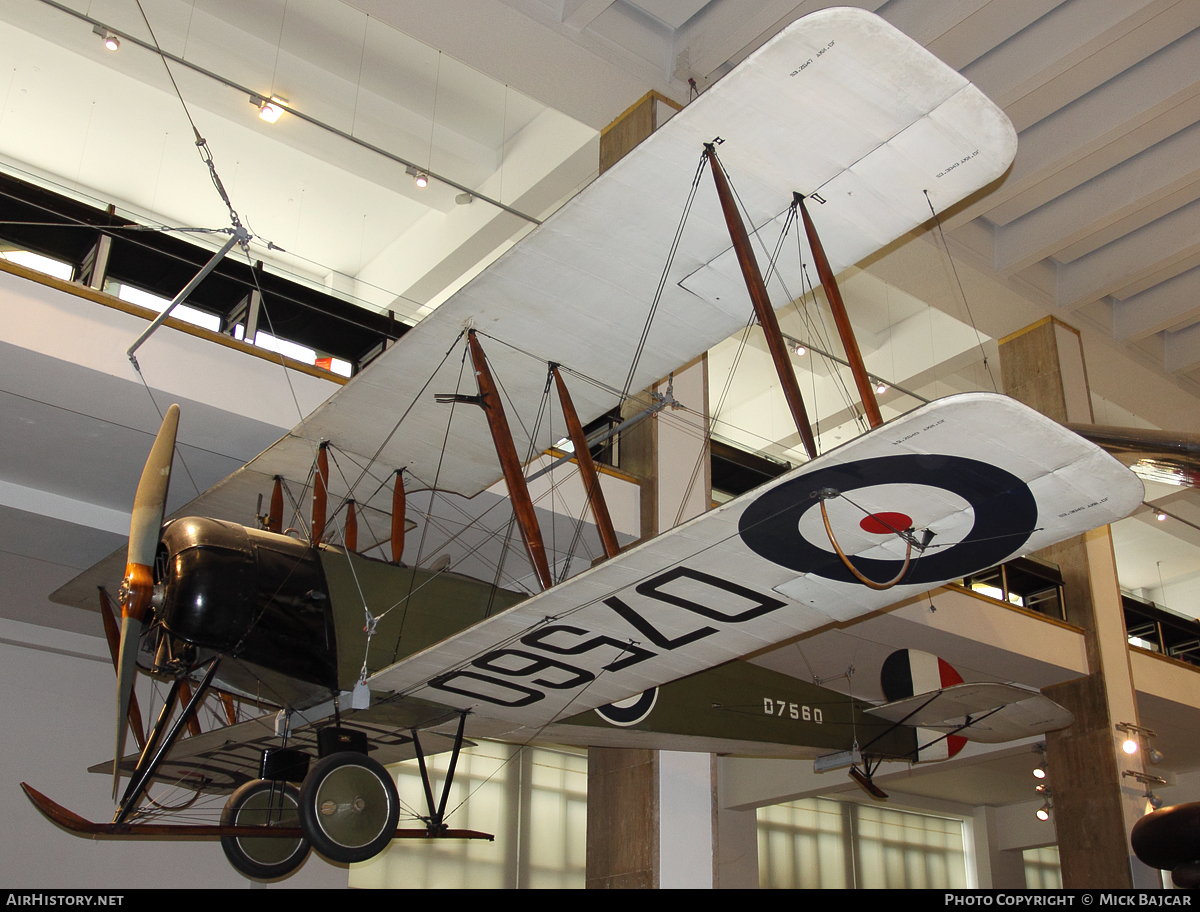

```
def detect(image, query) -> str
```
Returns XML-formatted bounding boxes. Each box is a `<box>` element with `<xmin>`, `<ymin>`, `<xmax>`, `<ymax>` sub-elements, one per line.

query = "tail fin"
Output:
<box><xmin>881</xmin><ymin>649</ymin><xmax>966</xmax><ymax>761</ymax></box>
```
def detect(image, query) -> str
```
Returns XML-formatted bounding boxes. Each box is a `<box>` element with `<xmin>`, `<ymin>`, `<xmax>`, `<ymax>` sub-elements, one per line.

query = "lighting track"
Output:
<box><xmin>34</xmin><ymin>0</ymin><xmax>541</xmax><ymax>227</ymax></box>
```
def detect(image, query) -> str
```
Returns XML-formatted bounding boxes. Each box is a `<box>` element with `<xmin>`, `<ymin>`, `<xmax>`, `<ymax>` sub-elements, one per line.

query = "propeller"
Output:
<box><xmin>113</xmin><ymin>404</ymin><xmax>179</xmax><ymax>799</ymax></box>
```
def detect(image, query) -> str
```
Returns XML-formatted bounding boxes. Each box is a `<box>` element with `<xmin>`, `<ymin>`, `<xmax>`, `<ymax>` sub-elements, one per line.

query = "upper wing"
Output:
<box><xmin>367</xmin><ymin>393</ymin><xmax>1140</xmax><ymax>732</ymax></box>
<box><xmin>52</xmin><ymin>7</ymin><xmax>1017</xmax><ymax>613</ymax></box>
<box><xmin>865</xmin><ymin>682</ymin><xmax>1076</xmax><ymax>743</ymax></box>
<box><xmin>140</xmin><ymin>9</ymin><xmax>1020</xmax><ymax>509</ymax></box>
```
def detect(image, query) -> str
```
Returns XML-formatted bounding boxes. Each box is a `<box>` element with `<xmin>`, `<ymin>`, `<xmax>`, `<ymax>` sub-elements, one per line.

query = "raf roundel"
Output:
<box><xmin>737</xmin><ymin>454</ymin><xmax>1039</xmax><ymax>586</ymax></box>
<box><xmin>595</xmin><ymin>688</ymin><xmax>659</xmax><ymax>727</ymax></box>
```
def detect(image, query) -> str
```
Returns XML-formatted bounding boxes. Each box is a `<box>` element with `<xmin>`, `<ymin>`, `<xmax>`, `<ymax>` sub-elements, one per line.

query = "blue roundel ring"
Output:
<box><xmin>737</xmin><ymin>453</ymin><xmax>1038</xmax><ymax>586</ymax></box>
<box><xmin>595</xmin><ymin>688</ymin><xmax>658</xmax><ymax>726</ymax></box>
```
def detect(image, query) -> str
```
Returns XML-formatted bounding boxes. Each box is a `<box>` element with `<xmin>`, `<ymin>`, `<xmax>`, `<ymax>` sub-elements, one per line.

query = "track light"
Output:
<box><xmin>794</xmin><ymin>342</ymin><xmax>807</xmax><ymax>356</ymax></box>
<box><xmin>1036</xmin><ymin>800</ymin><xmax>1052</xmax><ymax>821</ymax></box>
<box><xmin>1032</xmin><ymin>742</ymin><xmax>1047</xmax><ymax>780</ymax></box>
<box><xmin>251</xmin><ymin>95</ymin><xmax>286</xmax><ymax>124</ymax></box>
<box><xmin>1156</xmin><ymin>510</ymin><xmax>1168</xmax><ymax>522</ymax></box>
<box><xmin>92</xmin><ymin>25</ymin><xmax>120</xmax><ymax>51</ymax></box>
<box><xmin>876</xmin><ymin>382</ymin><xmax>888</xmax><ymax>394</ymax></box>
<box><xmin>405</xmin><ymin>165</ymin><xmax>430</xmax><ymax>188</ymax></box>
<box><xmin>1117</xmin><ymin>722</ymin><xmax>1159</xmax><ymax>758</ymax></box>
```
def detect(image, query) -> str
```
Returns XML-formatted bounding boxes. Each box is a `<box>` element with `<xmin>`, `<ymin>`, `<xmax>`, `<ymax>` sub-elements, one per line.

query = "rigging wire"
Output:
<box><xmin>923</xmin><ymin>189</ymin><xmax>998</xmax><ymax>393</ymax></box>
<box><xmin>621</xmin><ymin>151</ymin><xmax>709</xmax><ymax>401</ymax></box>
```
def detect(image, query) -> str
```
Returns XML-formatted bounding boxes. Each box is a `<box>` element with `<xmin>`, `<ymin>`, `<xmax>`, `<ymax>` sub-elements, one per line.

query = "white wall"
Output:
<box><xmin>0</xmin><ymin>620</ymin><xmax>347</xmax><ymax>889</ymax></box>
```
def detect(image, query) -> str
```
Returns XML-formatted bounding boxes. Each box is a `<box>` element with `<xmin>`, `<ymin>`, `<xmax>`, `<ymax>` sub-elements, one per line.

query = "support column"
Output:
<box><xmin>588</xmin><ymin>93</ymin><xmax>712</xmax><ymax>890</ymax></box>
<box><xmin>999</xmin><ymin>317</ymin><xmax>1157</xmax><ymax>888</ymax></box>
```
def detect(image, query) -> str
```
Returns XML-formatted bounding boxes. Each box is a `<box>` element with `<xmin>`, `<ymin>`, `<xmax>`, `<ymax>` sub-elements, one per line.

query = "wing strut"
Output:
<box><xmin>411</xmin><ymin>711</ymin><xmax>469</xmax><ymax>836</ymax></box>
<box><xmin>795</xmin><ymin>193</ymin><xmax>883</xmax><ymax>428</ymax></box>
<box><xmin>392</xmin><ymin>470</ymin><xmax>406</xmax><ymax>564</ymax></box>
<box><xmin>552</xmin><ymin>365</ymin><xmax>620</xmax><ymax>560</ymax></box>
<box><xmin>312</xmin><ymin>442</ymin><xmax>329</xmax><ymax>544</ymax></box>
<box><xmin>705</xmin><ymin>143</ymin><xmax>818</xmax><ymax>459</ymax></box>
<box><xmin>467</xmin><ymin>331</ymin><xmax>554</xmax><ymax>591</ymax></box>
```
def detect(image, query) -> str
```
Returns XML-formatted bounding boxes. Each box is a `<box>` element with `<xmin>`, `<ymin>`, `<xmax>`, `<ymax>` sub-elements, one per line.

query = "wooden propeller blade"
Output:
<box><xmin>97</xmin><ymin>588</ymin><xmax>145</xmax><ymax>751</ymax></box>
<box><xmin>116</xmin><ymin>404</ymin><xmax>179</xmax><ymax>799</ymax></box>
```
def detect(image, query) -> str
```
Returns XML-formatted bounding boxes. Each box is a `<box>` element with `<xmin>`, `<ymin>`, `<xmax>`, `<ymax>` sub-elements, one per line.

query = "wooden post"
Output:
<box><xmin>345</xmin><ymin>500</ymin><xmax>358</xmax><ymax>552</ymax></box>
<box><xmin>796</xmin><ymin>193</ymin><xmax>882</xmax><ymax>428</ymax></box>
<box><xmin>392</xmin><ymin>470</ymin><xmax>406</xmax><ymax>565</ymax></box>
<box><xmin>552</xmin><ymin>365</ymin><xmax>620</xmax><ymax>559</ymax></box>
<box><xmin>705</xmin><ymin>146</ymin><xmax>818</xmax><ymax>458</ymax></box>
<box><xmin>312</xmin><ymin>443</ymin><xmax>329</xmax><ymax>544</ymax></box>
<box><xmin>467</xmin><ymin>331</ymin><xmax>554</xmax><ymax>591</ymax></box>
<box><xmin>267</xmin><ymin>476</ymin><xmax>283</xmax><ymax>533</ymax></box>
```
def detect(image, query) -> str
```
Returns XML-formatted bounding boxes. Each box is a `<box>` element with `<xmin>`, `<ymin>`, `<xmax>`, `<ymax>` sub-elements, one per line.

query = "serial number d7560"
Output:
<box><xmin>763</xmin><ymin>697</ymin><xmax>823</xmax><ymax>723</ymax></box>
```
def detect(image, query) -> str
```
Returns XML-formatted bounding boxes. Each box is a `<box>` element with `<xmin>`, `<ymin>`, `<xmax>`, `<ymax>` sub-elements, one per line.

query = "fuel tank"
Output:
<box><xmin>156</xmin><ymin>518</ymin><xmax>338</xmax><ymax>692</ymax></box>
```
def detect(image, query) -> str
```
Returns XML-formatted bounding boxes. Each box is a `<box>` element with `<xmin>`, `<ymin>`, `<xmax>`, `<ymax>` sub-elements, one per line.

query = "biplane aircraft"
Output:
<box><xmin>24</xmin><ymin>7</ymin><xmax>1143</xmax><ymax>881</ymax></box>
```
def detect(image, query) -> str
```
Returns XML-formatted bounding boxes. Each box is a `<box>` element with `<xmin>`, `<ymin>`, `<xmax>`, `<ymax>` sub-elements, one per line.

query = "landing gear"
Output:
<box><xmin>220</xmin><ymin>780</ymin><xmax>310</xmax><ymax>880</ymax></box>
<box><xmin>298</xmin><ymin>751</ymin><xmax>400</xmax><ymax>864</ymax></box>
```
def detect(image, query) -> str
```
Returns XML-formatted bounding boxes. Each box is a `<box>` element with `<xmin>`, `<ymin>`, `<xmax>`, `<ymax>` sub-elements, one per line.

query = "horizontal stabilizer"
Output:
<box><xmin>865</xmin><ymin>682</ymin><xmax>1074</xmax><ymax>743</ymax></box>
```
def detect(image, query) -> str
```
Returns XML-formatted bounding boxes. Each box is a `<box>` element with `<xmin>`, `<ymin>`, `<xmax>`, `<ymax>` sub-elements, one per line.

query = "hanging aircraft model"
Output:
<box><xmin>24</xmin><ymin>7</ymin><xmax>1143</xmax><ymax>881</ymax></box>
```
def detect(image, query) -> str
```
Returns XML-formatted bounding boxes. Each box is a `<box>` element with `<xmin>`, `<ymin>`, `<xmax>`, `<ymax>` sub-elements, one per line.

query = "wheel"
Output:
<box><xmin>298</xmin><ymin>751</ymin><xmax>400</xmax><ymax>864</ymax></box>
<box><xmin>220</xmin><ymin>780</ymin><xmax>310</xmax><ymax>880</ymax></box>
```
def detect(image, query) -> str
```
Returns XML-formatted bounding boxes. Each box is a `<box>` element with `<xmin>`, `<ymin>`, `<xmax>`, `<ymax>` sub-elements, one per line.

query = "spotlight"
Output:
<box><xmin>455</xmin><ymin>192</ymin><xmax>474</xmax><ymax>205</ymax></box>
<box><xmin>876</xmin><ymin>382</ymin><xmax>888</xmax><ymax>394</ymax></box>
<box><xmin>1117</xmin><ymin>722</ymin><xmax>1159</xmax><ymax>757</ymax></box>
<box><xmin>1036</xmin><ymin>801</ymin><xmax>1052</xmax><ymax>821</ymax></box>
<box><xmin>1145</xmin><ymin>789</ymin><xmax>1164</xmax><ymax>810</ymax></box>
<box><xmin>1149</xmin><ymin>747</ymin><xmax>1164</xmax><ymax>765</ymax></box>
<box><xmin>794</xmin><ymin>342</ymin><xmax>807</xmax><ymax>356</ymax></box>
<box><xmin>1156</xmin><ymin>511</ymin><xmax>1168</xmax><ymax>522</ymax></box>
<box><xmin>405</xmin><ymin>165</ymin><xmax>430</xmax><ymax>188</ymax></box>
<box><xmin>92</xmin><ymin>25</ymin><xmax>120</xmax><ymax>51</ymax></box>
<box><xmin>251</xmin><ymin>95</ymin><xmax>286</xmax><ymax>124</ymax></box>
<box><xmin>1033</xmin><ymin>742</ymin><xmax>1048</xmax><ymax>780</ymax></box>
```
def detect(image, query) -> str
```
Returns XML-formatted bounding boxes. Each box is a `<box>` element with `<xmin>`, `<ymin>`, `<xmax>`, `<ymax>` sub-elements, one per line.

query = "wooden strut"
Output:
<box><xmin>392</xmin><ymin>469</ymin><xmax>406</xmax><ymax>564</ymax></box>
<box><xmin>345</xmin><ymin>499</ymin><xmax>358</xmax><ymax>552</ymax></box>
<box><xmin>705</xmin><ymin>144</ymin><xmax>818</xmax><ymax>459</ymax></box>
<box><xmin>551</xmin><ymin>365</ymin><xmax>620</xmax><ymax>560</ymax></box>
<box><xmin>267</xmin><ymin>476</ymin><xmax>283</xmax><ymax>533</ymax></box>
<box><xmin>796</xmin><ymin>193</ymin><xmax>883</xmax><ymax>429</ymax></box>
<box><xmin>312</xmin><ymin>443</ymin><xmax>329</xmax><ymax>544</ymax></box>
<box><xmin>467</xmin><ymin>331</ymin><xmax>554</xmax><ymax>591</ymax></box>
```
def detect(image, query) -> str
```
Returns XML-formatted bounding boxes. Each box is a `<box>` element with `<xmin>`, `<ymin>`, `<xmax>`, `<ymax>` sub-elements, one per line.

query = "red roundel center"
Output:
<box><xmin>859</xmin><ymin>512</ymin><xmax>912</xmax><ymax>535</ymax></box>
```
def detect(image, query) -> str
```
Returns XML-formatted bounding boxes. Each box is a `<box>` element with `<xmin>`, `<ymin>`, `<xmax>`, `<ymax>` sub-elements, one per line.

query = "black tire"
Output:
<box><xmin>220</xmin><ymin>780</ymin><xmax>310</xmax><ymax>880</ymax></box>
<box><xmin>298</xmin><ymin>751</ymin><xmax>400</xmax><ymax>864</ymax></box>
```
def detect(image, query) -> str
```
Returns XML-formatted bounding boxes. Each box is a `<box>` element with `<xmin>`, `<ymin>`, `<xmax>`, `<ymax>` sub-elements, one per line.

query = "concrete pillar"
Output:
<box><xmin>587</xmin><ymin>88</ymin><xmax>713</xmax><ymax>891</ymax></box>
<box><xmin>999</xmin><ymin>317</ymin><xmax>1158</xmax><ymax>888</ymax></box>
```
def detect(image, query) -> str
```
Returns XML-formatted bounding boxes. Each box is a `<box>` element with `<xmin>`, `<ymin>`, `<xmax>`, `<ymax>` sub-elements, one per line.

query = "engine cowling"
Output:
<box><xmin>156</xmin><ymin>517</ymin><xmax>338</xmax><ymax>691</ymax></box>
